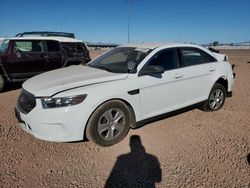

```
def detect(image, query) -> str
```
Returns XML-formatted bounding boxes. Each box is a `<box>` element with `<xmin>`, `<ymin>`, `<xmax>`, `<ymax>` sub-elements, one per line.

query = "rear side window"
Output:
<box><xmin>148</xmin><ymin>48</ymin><xmax>179</xmax><ymax>71</ymax></box>
<box><xmin>47</xmin><ymin>40</ymin><xmax>60</xmax><ymax>52</ymax></box>
<box><xmin>180</xmin><ymin>48</ymin><xmax>217</xmax><ymax>67</ymax></box>
<box><xmin>61</xmin><ymin>42</ymin><xmax>87</xmax><ymax>53</ymax></box>
<box><xmin>14</xmin><ymin>40</ymin><xmax>42</xmax><ymax>53</ymax></box>
<box><xmin>75</xmin><ymin>43</ymin><xmax>87</xmax><ymax>53</ymax></box>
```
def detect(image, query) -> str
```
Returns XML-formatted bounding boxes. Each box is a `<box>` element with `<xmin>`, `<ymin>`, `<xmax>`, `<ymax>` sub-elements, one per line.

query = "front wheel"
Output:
<box><xmin>200</xmin><ymin>83</ymin><xmax>226</xmax><ymax>111</ymax></box>
<box><xmin>86</xmin><ymin>100</ymin><xmax>131</xmax><ymax>147</ymax></box>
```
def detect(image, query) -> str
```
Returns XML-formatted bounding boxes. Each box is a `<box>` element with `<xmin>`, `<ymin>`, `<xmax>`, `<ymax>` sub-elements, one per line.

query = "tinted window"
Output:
<box><xmin>181</xmin><ymin>48</ymin><xmax>216</xmax><ymax>67</ymax></box>
<box><xmin>14</xmin><ymin>40</ymin><xmax>42</xmax><ymax>53</ymax></box>
<box><xmin>61</xmin><ymin>43</ymin><xmax>86</xmax><ymax>54</ymax></box>
<box><xmin>47</xmin><ymin>41</ymin><xmax>60</xmax><ymax>52</ymax></box>
<box><xmin>148</xmin><ymin>48</ymin><xmax>178</xmax><ymax>71</ymax></box>
<box><xmin>75</xmin><ymin>43</ymin><xmax>87</xmax><ymax>53</ymax></box>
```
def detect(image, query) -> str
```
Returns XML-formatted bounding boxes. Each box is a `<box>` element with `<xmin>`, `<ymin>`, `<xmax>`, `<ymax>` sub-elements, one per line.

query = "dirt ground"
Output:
<box><xmin>0</xmin><ymin>49</ymin><xmax>250</xmax><ymax>188</ymax></box>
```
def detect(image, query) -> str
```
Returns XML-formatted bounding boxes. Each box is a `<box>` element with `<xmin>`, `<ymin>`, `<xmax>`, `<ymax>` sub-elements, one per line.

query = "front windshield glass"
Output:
<box><xmin>0</xmin><ymin>39</ymin><xmax>9</xmax><ymax>54</ymax></box>
<box><xmin>88</xmin><ymin>47</ymin><xmax>152</xmax><ymax>73</ymax></box>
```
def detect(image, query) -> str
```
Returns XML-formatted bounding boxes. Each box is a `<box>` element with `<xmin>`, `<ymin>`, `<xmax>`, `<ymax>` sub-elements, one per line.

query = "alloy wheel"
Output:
<box><xmin>97</xmin><ymin>108</ymin><xmax>125</xmax><ymax>141</ymax></box>
<box><xmin>209</xmin><ymin>89</ymin><xmax>224</xmax><ymax>110</ymax></box>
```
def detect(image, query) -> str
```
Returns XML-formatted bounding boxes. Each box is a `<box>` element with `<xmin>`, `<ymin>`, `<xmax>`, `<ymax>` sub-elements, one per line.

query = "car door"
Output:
<box><xmin>177</xmin><ymin>47</ymin><xmax>218</xmax><ymax>104</ymax></box>
<box><xmin>43</xmin><ymin>40</ymin><xmax>63</xmax><ymax>71</ymax></box>
<box><xmin>7</xmin><ymin>40</ymin><xmax>45</xmax><ymax>79</ymax></box>
<box><xmin>138</xmin><ymin>48</ymin><xmax>188</xmax><ymax>119</ymax></box>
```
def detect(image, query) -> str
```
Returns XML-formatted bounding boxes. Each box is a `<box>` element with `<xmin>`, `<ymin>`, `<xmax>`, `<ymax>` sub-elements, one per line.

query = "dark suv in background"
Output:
<box><xmin>0</xmin><ymin>31</ymin><xmax>91</xmax><ymax>91</ymax></box>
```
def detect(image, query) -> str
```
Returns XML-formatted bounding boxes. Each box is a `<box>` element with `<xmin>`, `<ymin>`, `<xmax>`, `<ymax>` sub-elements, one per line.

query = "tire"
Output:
<box><xmin>0</xmin><ymin>74</ymin><xmax>5</xmax><ymax>92</ymax></box>
<box><xmin>86</xmin><ymin>100</ymin><xmax>131</xmax><ymax>147</ymax></box>
<box><xmin>200</xmin><ymin>83</ymin><xmax>226</xmax><ymax>112</ymax></box>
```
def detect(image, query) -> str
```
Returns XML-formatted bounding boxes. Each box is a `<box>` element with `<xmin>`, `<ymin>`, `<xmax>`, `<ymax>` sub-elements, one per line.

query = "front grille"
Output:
<box><xmin>17</xmin><ymin>89</ymin><xmax>36</xmax><ymax>114</ymax></box>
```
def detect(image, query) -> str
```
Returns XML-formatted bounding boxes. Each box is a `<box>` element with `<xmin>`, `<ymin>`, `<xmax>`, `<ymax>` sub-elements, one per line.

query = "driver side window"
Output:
<box><xmin>148</xmin><ymin>48</ymin><xmax>179</xmax><ymax>71</ymax></box>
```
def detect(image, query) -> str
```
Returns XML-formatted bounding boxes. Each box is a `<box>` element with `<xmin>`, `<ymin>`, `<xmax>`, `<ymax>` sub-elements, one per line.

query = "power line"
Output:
<box><xmin>83</xmin><ymin>2</ymin><xmax>126</xmax><ymax>31</ymax></box>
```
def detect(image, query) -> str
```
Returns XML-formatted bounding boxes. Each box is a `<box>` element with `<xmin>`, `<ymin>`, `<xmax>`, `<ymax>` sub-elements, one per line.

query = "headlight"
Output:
<box><xmin>41</xmin><ymin>94</ymin><xmax>87</xmax><ymax>109</ymax></box>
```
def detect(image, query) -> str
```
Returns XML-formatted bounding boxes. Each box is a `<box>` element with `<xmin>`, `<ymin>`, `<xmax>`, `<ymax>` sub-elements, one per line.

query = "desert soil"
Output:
<box><xmin>0</xmin><ymin>49</ymin><xmax>250</xmax><ymax>188</ymax></box>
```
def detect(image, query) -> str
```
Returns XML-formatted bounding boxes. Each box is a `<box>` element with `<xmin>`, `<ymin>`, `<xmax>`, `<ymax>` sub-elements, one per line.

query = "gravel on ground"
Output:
<box><xmin>0</xmin><ymin>49</ymin><xmax>249</xmax><ymax>188</ymax></box>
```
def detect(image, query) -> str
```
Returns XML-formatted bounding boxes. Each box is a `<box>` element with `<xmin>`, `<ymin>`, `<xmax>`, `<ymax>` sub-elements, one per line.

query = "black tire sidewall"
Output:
<box><xmin>0</xmin><ymin>75</ymin><xmax>4</xmax><ymax>92</ymax></box>
<box><xmin>86</xmin><ymin>100</ymin><xmax>131</xmax><ymax>147</ymax></box>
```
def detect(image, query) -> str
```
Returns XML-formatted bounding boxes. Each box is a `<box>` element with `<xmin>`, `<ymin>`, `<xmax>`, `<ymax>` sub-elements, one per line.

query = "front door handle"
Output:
<box><xmin>175</xmin><ymin>73</ymin><xmax>183</xmax><ymax>79</ymax></box>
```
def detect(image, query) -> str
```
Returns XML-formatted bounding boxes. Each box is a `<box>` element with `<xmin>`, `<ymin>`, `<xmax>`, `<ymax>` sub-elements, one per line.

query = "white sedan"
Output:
<box><xmin>15</xmin><ymin>43</ymin><xmax>235</xmax><ymax>146</ymax></box>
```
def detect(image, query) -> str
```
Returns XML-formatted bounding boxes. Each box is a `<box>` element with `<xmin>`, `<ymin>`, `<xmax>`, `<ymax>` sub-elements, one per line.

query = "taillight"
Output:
<box><xmin>223</xmin><ymin>55</ymin><xmax>228</xmax><ymax>61</ymax></box>
<box><xmin>232</xmin><ymin>64</ymin><xmax>235</xmax><ymax>70</ymax></box>
<box><xmin>231</xmin><ymin>64</ymin><xmax>236</xmax><ymax>78</ymax></box>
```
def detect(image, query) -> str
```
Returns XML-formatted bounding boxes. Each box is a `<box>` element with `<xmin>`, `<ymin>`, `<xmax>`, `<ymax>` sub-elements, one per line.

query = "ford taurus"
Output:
<box><xmin>15</xmin><ymin>43</ymin><xmax>235</xmax><ymax>146</ymax></box>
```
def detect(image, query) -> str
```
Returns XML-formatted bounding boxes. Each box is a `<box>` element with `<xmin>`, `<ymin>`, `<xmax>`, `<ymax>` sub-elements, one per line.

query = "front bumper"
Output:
<box><xmin>15</xmin><ymin>99</ymin><xmax>92</xmax><ymax>142</ymax></box>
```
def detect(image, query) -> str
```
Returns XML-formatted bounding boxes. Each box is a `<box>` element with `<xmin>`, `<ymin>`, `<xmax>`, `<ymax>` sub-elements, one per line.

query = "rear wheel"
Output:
<box><xmin>86</xmin><ymin>100</ymin><xmax>131</xmax><ymax>147</ymax></box>
<box><xmin>200</xmin><ymin>83</ymin><xmax>226</xmax><ymax>111</ymax></box>
<box><xmin>0</xmin><ymin>75</ymin><xmax>5</xmax><ymax>92</ymax></box>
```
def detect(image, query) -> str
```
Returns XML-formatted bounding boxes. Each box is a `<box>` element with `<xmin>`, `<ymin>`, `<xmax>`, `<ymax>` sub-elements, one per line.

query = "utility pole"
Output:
<box><xmin>56</xmin><ymin>21</ymin><xmax>67</xmax><ymax>31</ymax></box>
<box><xmin>127</xmin><ymin>0</ymin><xmax>131</xmax><ymax>44</ymax></box>
<box><xmin>127</xmin><ymin>0</ymin><xmax>142</xmax><ymax>43</ymax></box>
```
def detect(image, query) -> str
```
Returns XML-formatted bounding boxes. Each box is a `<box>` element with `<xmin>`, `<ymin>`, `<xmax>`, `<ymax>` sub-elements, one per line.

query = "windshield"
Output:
<box><xmin>88</xmin><ymin>47</ymin><xmax>152</xmax><ymax>73</ymax></box>
<box><xmin>0</xmin><ymin>39</ymin><xmax>9</xmax><ymax>54</ymax></box>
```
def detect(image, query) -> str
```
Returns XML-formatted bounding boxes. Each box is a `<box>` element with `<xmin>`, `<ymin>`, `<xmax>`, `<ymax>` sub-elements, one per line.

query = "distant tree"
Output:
<box><xmin>213</xmin><ymin>41</ymin><xmax>220</xmax><ymax>46</ymax></box>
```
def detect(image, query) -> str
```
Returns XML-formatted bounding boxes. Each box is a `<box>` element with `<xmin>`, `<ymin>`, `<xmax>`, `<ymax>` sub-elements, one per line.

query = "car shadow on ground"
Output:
<box><xmin>104</xmin><ymin>135</ymin><xmax>162</xmax><ymax>188</ymax></box>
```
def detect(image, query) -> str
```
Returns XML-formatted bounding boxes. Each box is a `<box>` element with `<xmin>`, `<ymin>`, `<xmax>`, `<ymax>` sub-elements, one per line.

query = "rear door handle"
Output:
<box><xmin>175</xmin><ymin>73</ymin><xmax>183</xmax><ymax>79</ymax></box>
<box><xmin>209</xmin><ymin>67</ymin><xmax>215</xmax><ymax>72</ymax></box>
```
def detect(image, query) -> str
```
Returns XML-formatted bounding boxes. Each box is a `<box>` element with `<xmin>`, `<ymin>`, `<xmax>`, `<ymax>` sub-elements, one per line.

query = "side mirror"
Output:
<box><xmin>139</xmin><ymin>65</ymin><xmax>165</xmax><ymax>76</ymax></box>
<box><xmin>127</xmin><ymin>61</ymin><xmax>137</xmax><ymax>73</ymax></box>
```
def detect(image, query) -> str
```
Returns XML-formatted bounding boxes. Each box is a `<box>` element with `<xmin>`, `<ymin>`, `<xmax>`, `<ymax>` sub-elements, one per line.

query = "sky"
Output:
<box><xmin>0</xmin><ymin>0</ymin><xmax>250</xmax><ymax>44</ymax></box>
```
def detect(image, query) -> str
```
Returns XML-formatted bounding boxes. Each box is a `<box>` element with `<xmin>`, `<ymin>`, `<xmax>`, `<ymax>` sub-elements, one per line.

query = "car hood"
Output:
<box><xmin>23</xmin><ymin>65</ymin><xmax>128</xmax><ymax>97</ymax></box>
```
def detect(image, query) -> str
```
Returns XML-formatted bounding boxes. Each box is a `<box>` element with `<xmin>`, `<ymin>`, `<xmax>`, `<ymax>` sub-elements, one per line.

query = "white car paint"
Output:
<box><xmin>15</xmin><ymin>43</ymin><xmax>235</xmax><ymax>142</ymax></box>
<box><xmin>23</xmin><ymin>65</ymin><xmax>128</xmax><ymax>97</ymax></box>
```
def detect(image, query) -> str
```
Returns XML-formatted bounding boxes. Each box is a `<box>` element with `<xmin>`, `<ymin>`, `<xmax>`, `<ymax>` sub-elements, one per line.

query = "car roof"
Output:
<box><xmin>7</xmin><ymin>36</ymin><xmax>83</xmax><ymax>43</ymax></box>
<box><xmin>120</xmin><ymin>42</ymin><xmax>204</xmax><ymax>50</ymax></box>
<box><xmin>120</xmin><ymin>42</ymin><xmax>219</xmax><ymax>60</ymax></box>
